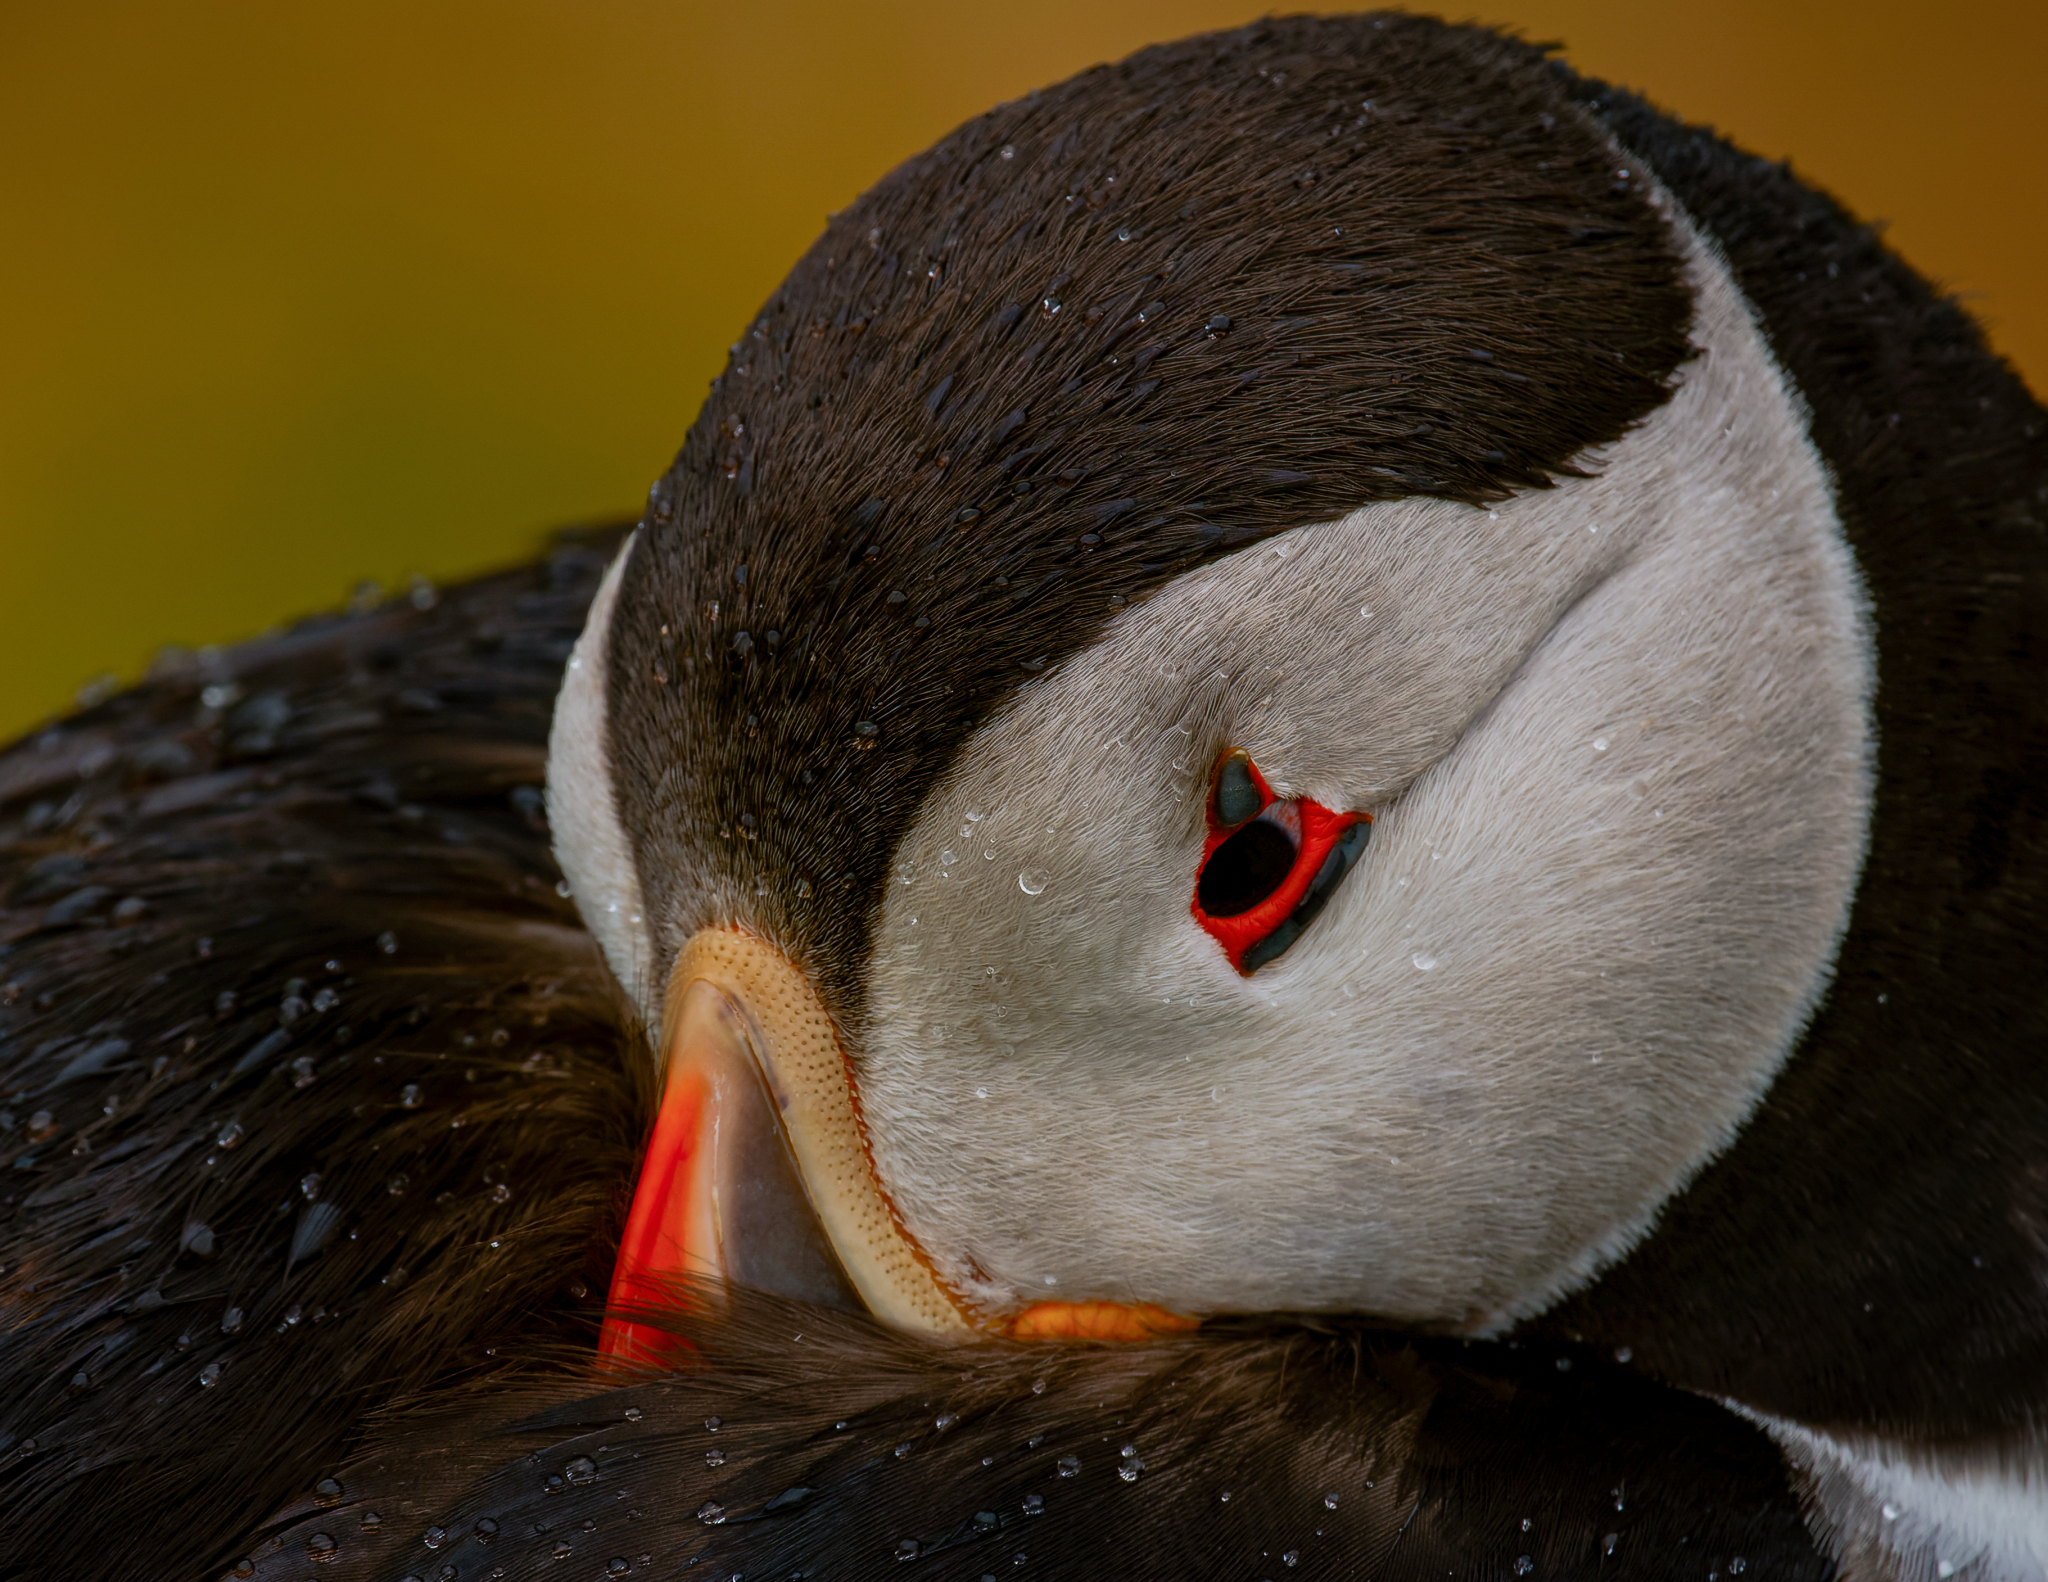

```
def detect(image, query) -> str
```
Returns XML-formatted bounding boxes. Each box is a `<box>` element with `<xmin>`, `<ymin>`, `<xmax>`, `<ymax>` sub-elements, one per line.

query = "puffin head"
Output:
<box><xmin>545</xmin><ymin>17</ymin><xmax>1873</xmax><ymax>1356</ymax></box>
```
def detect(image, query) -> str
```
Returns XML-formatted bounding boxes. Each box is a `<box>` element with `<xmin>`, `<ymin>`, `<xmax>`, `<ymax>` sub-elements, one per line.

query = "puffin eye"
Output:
<box><xmin>1192</xmin><ymin>750</ymin><xmax>1370</xmax><ymax>974</ymax></box>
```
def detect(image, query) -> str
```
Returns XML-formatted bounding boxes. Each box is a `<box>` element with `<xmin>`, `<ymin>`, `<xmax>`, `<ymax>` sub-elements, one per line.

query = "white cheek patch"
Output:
<box><xmin>546</xmin><ymin>530</ymin><xmax>658</xmax><ymax>1027</ymax></box>
<box><xmin>853</xmin><ymin>199</ymin><xmax>1876</xmax><ymax>1327</ymax></box>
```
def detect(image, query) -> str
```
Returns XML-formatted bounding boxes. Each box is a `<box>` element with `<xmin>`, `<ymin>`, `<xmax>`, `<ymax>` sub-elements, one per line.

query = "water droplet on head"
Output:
<box><xmin>1018</xmin><ymin>868</ymin><xmax>1048</xmax><ymax>895</ymax></box>
<box><xmin>1881</xmin><ymin>1502</ymin><xmax>1902</xmax><ymax>1521</ymax></box>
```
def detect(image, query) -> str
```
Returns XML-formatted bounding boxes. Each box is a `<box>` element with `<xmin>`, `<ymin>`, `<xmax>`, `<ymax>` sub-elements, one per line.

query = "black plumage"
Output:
<box><xmin>0</xmin><ymin>533</ymin><xmax>645</xmax><ymax>1578</ymax></box>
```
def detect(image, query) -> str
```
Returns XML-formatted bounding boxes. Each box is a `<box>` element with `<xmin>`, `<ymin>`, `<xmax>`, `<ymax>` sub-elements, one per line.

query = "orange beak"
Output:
<box><xmin>600</xmin><ymin>929</ymin><xmax>968</xmax><ymax>1364</ymax></box>
<box><xmin>599</xmin><ymin>928</ymin><xmax>1195</xmax><ymax>1361</ymax></box>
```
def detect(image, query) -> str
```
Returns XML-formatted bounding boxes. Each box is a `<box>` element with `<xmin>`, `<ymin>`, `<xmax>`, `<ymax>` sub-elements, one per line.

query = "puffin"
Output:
<box><xmin>2</xmin><ymin>14</ymin><xmax>2043</xmax><ymax>1582</ymax></box>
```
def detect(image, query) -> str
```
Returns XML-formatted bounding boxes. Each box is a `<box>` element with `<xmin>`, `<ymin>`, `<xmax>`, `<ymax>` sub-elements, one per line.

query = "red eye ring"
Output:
<box><xmin>1192</xmin><ymin>750</ymin><xmax>1369</xmax><ymax>974</ymax></box>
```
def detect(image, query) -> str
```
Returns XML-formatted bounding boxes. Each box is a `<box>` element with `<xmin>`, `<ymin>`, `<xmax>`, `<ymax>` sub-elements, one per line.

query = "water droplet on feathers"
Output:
<box><xmin>199</xmin><ymin>1361</ymin><xmax>222</xmax><ymax>1387</ymax></box>
<box><xmin>216</xmin><ymin>1120</ymin><xmax>245</xmax><ymax>1148</ymax></box>
<box><xmin>696</xmin><ymin>1502</ymin><xmax>726</xmax><ymax>1525</ymax></box>
<box><xmin>566</xmin><ymin>1456</ymin><xmax>598</xmax><ymax>1485</ymax></box>
<box><xmin>1018</xmin><ymin>868</ymin><xmax>1048</xmax><ymax>895</ymax></box>
<box><xmin>1021</xmin><ymin>1494</ymin><xmax>1044</xmax><ymax>1515</ymax></box>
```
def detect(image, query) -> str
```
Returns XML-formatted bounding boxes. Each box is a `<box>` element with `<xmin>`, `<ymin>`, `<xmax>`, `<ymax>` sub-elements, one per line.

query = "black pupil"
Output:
<box><xmin>1197</xmin><ymin>818</ymin><xmax>1297</xmax><ymax>917</ymax></box>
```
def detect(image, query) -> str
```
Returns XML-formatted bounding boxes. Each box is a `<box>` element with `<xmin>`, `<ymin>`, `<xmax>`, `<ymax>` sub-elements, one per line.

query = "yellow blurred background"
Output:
<box><xmin>3</xmin><ymin>1</ymin><xmax>2042</xmax><ymax>743</ymax></box>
